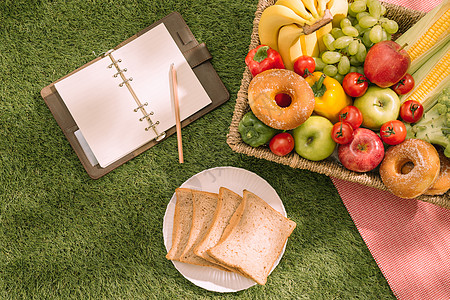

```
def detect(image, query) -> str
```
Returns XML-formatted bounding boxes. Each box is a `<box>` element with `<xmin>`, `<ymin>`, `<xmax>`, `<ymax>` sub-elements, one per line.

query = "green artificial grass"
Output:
<box><xmin>0</xmin><ymin>0</ymin><xmax>395</xmax><ymax>298</ymax></box>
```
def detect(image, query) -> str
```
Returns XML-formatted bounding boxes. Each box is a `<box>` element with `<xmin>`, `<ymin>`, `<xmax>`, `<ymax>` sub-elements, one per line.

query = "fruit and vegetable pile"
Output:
<box><xmin>238</xmin><ymin>0</ymin><xmax>450</xmax><ymax>199</ymax></box>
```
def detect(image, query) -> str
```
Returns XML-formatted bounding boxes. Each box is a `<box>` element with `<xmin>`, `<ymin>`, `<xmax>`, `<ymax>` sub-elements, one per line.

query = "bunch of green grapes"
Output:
<box><xmin>314</xmin><ymin>0</ymin><xmax>399</xmax><ymax>83</ymax></box>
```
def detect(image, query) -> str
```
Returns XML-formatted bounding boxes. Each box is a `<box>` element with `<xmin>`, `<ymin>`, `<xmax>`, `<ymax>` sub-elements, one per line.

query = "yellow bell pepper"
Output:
<box><xmin>305</xmin><ymin>72</ymin><xmax>352</xmax><ymax>123</ymax></box>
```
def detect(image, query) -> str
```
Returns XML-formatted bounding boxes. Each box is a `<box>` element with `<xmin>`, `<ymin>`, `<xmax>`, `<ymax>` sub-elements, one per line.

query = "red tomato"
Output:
<box><xmin>331</xmin><ymin>122</ymin><xmax>354</xmax><ymax>144</ymax></box>
<box><xmin>380</xmin><ymin>120</ymin><xmax>407</xmax><ymax>145</ymax></box>
<box><xmin>293</xmin><ymin>55</ymin><xmax>315</xmax><ymax>77</ymax></box>
<box><xmin>342</xmin><ymin>72</ymin><xmax>369</xmax><ymax>97</ymax></box>
<box><xmin>400</xmin><ymin>100</ymin><xmax>424</xmax><ymax>123</ymax></box>
<box><xmin>392</xmin><ymin>73</ymin><xmax>415</xmax><ymax>95</ymax></box>
<box><xmin>269</xmin><ymin>132</ymin><xmax>294</xmax><ymax>156</ymax></box>
<box><xmin>338</xmin><ymin>106</ymin><xmax>363</xmax><ymax>130</ymax></box>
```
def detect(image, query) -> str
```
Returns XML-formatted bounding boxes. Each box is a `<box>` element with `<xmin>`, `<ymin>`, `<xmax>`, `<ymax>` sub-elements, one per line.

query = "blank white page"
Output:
<box><xmin>55</xmin><ymin>23</ymin><xmax>212</xmax><ymax>168</ymax></box>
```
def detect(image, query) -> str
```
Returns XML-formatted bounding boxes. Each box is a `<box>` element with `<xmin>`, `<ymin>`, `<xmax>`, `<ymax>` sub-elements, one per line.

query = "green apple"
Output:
<box><xmin>353</xmin><ymin>86</ymin><xmax>400</xmax><ymax>130</ymax></box>
<box><xmin>293</xmin><ymin>116</ymin><xmax>336</xmax><ymax>161</ymax></box>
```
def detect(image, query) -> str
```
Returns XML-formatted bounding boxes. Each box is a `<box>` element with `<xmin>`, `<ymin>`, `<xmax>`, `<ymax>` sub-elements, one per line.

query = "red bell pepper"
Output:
<box><xmin>245</xmin><ymin>45</ymin><xmax>285</xmax><ymax>77</ymax></box>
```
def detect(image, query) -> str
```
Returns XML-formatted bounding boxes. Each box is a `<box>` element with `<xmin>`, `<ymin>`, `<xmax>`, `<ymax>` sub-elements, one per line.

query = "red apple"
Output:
<box><xmin>364</xmin><ymin>41</ymin><xmax>411</xmax><ymax>88</ymax></box>
<box><xmin>338</xmin><ymin>128</ymin><xmax>384</xmax><ymax>172</ymax></box>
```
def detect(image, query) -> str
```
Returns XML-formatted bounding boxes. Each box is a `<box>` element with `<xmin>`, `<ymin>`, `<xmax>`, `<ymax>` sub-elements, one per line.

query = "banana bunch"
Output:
<box><xmin>259</xmin><ymin>0</ymin><xmax>348</xmax><ymax>70</ymax></box>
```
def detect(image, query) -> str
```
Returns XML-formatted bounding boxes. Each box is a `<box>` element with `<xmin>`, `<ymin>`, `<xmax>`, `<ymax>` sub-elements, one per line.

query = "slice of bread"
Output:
<box><xmin>194</xmin><ymin>187</ymin><xmax>243</xmax><ymax>267</ymax></box>
<box><xmin>207</xmin><ymin>189</ymin><xmax>296</xmax><ymax>285</ymax></box>
<box><xmin>166</xmin><ymin>188</ymin><xmax>194</xmax><ymax>261</ymax></box>
<box><xmin>179</xmin><ymin>190</ymin><xmax>229</xmax><ymax>271</ymax></box>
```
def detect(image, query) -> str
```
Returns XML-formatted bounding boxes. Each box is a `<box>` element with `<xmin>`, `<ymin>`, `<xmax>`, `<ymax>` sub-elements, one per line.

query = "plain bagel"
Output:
<box><xmin>247</xmin><ymin>69</ymin><xmax>315</xmax><ymax>130</ymax></box>
<box><xmin>424</xmin><ymin>148</ymin><xmax>450</xmax><ymax>195</ymax></box>
<box><xmin>380</xmin><ymin>139</ymin><xmax>440</xmax><ymax>199</ymax></box>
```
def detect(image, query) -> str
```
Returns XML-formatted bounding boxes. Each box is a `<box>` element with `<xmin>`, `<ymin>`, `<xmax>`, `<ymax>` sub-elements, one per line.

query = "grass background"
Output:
<box><xmin>0</xmin><ymin>0</ymin><xmax>395</xmax><ymax>298</ymax></box>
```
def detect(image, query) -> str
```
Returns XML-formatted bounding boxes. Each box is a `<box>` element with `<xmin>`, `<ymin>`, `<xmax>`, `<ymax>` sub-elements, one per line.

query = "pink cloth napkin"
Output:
<box><xmin>382</xmin><ymin>0</ymin><xmax>442</xmax><ymax>12</ymax></box>
<box><xmin>333</xmin><ymin>178</ymin><xmax>450</xmax><ymax>299</ymax></box>
<box><xmin>332</xmin><ymin>1</ymin><xmax>450</xmax><ymax>299</ymax></box>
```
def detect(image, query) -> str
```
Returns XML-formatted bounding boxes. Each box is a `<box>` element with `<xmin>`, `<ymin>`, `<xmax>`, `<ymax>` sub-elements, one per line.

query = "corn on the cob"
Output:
<box><xmin>395</xmin><ymin>0</ymin><xmax>450</xmax><ymax>74</ymax></box>
<box><xmin>400</xmin><ymin>40</ymin><xmax>450</xmax><ymax>112</ymax></box>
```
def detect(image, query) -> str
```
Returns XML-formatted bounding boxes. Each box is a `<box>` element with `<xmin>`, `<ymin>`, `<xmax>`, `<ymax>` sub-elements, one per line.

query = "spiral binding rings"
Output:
<box><xmin>145</xmin><ymin>121</ymin><xmax>166</xmax><ymax>141</ymax></box>
<box><xmin>139</xmin><ymin>111</ymin><xmax>154</xmax><ymax>121</ymax></box>
<box><xmin>133</xmin><ymin>102</ymin><xmax>148</xmax><ymax>112</ymax></box>
<box><xmin>107</xmin><ymin>59</ymin><xmax>122</xmax><ymax>69</ymax></box>
<box><xmin>155</xmin><ymin>132</ymin><xmax>166</xmax><ymax>141</ymax></box>
<box><xmin>145</xmin><ymin>121</ymin><xmax>160</xmax><ymax>131</ymax></box>
<box><xmin>113</xmin><ymin>68</ymin><xmax>127</xmax><ymax>78</ymax></box>
<box><xmin>104</xmin><ymin>49</ymin><xmax>165</xmax><ymax>140</ymax></box>
<box><xmin>119</xmin><ymin>77</ymin><xmax>133</xmax><ymax>87</ymax></box>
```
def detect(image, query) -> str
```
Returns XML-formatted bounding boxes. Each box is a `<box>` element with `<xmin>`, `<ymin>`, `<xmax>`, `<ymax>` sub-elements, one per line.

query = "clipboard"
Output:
<box><xmin>41</xmin><ymin>12</ymin><xmax>230</xmax><ymax>179</ymax></box>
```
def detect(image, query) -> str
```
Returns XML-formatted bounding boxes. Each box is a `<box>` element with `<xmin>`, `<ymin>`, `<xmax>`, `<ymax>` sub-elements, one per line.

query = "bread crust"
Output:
<box><xmin>166</xmin><ymin>188</ymin><xmax>194</xmax><ymax>261</ymax></box>
<box><xmin>167</xmin><ymin>187</ymin><xmax>297</xmax><ymax>283</ymax></box>
<box><xmin>207</xmin><ymin>190</ymin><xmax>296</xmax><ymax>285</ymax></box>
<box><xmin>194</xmin><ymin>187</ymin><xmax>243</xmax><ymax>271</ymax></box>
<box><xmin>424</xmin><ymin>148</ymin><xmax>450</xmax><ymax>195</ymax></box>
<box><xmin>178</xmin><ymin>190</ymin><xmax>229</xmax><ymax>271</ymax></box>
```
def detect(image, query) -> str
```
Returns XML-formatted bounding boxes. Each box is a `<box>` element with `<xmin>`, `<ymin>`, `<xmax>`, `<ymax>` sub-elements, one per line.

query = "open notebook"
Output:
<box><xmin>54</xmin><ymin>23</ymin><xmax>211</xmax><ymax>168</ymax></box>
<box><xmin>42</xmin><ymin>12</ymin><xmax>229</xmax><ymax>178</ymax></box>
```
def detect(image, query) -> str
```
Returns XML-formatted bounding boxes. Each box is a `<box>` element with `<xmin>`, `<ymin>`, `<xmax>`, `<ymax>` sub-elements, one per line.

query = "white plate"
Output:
<box><xmin>162</xmin><ymin>166</ymin><xmax>288</xmax><ymax>292</ymax></box>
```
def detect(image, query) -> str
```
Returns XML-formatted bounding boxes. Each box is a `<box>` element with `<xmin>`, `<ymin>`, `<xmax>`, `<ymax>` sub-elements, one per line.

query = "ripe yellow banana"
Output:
<box><xmin>278</xmin><ymin>24</ymin><xmax>304</xmax><ymax>70</ymax></box>
<box><xmin>289</xmin><ymin>40</ymin><xmax>304</xmax><ymax>68</ymax></box>
<box><xmin>327</xmin><ymin>0</ymin><xmax>348</xmax><ymax>27</ymax></box>
<box><xmin>275</xmin><ymin>0</ymin><xmax>313</xmax><ymax>23</ymax></box>
<box><xmin>278</xmin><ymin>26</ymin><xmax>320</xmax><ymax>70</ymax></box>
<box><xmin>316</xmin><ymin>23</ymin><xmax>333</xmax><ymax>52</ymax></box>
<box><xmin>259</xmin><ymin>5</ymin><xmax>308</xmax><ymax>51</ymax></box>
<box><xmin>317</xmin><ymin>0</ymin><xmax>331</xmax><ymax>17</ymax></box>
<box><xmin>301</xmin><ymin>0</ymin><xmax>320</xmax><ymax>19</ymax></box>
<box><xmin>258</xmin><ymin>0</ymin><xmax>348</xmax><ymax>71</ymax></box>
<box><xmin>300</xmin><ymin>33</ymin><xmax>320</xmax><ymax>57</ymax></box>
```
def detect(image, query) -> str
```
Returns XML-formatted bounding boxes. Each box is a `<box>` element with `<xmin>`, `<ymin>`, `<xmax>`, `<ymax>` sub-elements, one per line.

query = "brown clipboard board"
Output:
<box><xmin>41</xmin><ymin>12</ymin><xmax>230</xmax><ymax>179</ymax></box>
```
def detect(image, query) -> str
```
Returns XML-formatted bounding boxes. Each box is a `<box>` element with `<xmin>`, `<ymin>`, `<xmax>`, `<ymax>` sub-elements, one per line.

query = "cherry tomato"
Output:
<box><xmin>338</xmin><ymin>106</ymin><xmax>363</xmax><ymax>130</ymax></box>
<box><xmin>342</xmin><ymin>72</ymin><xmax>369</xmax><ymax>97</ymax></box>
<box><xmin>392</xmin><ymin>73</ymin><xmax>415</xmax><ymax>95</ymax></box>
<box><xmin>380</xmin><ymin>120</ymin><xmax>407</xmax><ymax>145</ymax></box>
<box><xmin>293</xmin><ymin>55</ymin><xmax>315</xmax><ymax>78</ymax></box>
<box><xmin>400</xmin><ymin>100</ymin><xmax>424</xmax><ymax>123</ymax></box>
<box><xmin>331</xmin><ymin>122</ymin><xmax>354</xmax><ymax>144</ymax></box>
<box><xmin>269</xmin><ymin>132</ymin><xmax>295</xmax><ymax>156</ymax></box>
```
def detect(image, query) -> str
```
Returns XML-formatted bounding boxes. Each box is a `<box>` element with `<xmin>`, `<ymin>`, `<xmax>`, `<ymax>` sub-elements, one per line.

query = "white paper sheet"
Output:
<box><xmin>55</xmin><ymin>24</ymin><xmax>212</xmax><ymax>167</ymax></box>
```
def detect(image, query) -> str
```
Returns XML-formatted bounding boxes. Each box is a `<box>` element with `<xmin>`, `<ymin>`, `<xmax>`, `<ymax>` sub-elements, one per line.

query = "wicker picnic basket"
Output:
<box><xmin>227</xmin><ymin>0</ymin><xmax>450</xmax><ymax>208</ymax></box>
